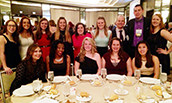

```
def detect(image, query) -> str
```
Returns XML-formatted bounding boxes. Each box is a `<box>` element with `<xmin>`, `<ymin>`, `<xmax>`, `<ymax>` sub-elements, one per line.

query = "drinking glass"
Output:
<box><xmin>32</xmin><ymin>80</ymin><xmax>42</xmax><ymax>97</ymax></box>
<box><xmin>63</xmin><ymin>83</ymin><xmax>70</xmax><ymax>102</ymax></box>
<box><xmin>101</xmin><ymin>68</ymin><xmax>107</xmax><ymax>83</ymax></box>
<box><xmin>134</xmin><ymin>69</ymin><xmax>141</xmax><ymax>80</ymax></box>
<box><xmin>76</xmin><ymin>69</ymin><xmax>82</xmax><ymax>80</ymax></box>
<box><xmin>160</xmin><ymin>73</ymin><xmax>167</xmax><ymax>85</ymax></box>
<box><xmin>48</xmin><ymin>71</ymin><xmax>54</xmax><ymax>82</ymax></box>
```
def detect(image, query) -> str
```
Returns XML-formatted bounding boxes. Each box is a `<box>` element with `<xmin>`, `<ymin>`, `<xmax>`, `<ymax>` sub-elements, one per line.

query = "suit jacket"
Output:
<box><xmin>127</xmin><ymin>17</ymin><xmax>151</xmax><ymax>46</ymax></box>
<box><xmin>111</xmin><ymin>27</ymin><xmax>129</xmax><ymax>54</ymax></box>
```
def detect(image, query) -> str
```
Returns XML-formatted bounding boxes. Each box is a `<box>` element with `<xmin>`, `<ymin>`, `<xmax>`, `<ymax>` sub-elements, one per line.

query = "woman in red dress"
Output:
<box><xmin>34</xmin><ymin>18</ymin><xmax>51</xmax><ymax>62</ymax></box>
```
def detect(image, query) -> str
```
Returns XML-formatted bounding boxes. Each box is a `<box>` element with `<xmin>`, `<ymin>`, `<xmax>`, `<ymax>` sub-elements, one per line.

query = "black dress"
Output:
<box><xmin>49</xmin><ymin>57</ymin><xmax>67</xmax><ymax>76</ymax></box>
<box><xmin>3</xmin><ymin>35</ymin><xmax>21</xmax><ymax>68</ymax></box>
<box><xmin>147</xmin><ymin>29</ymin><xmax>170</xmax><ymax>75</ymax></box>
<box><xmin>75</xmin><ymin>56</ymin><xmax>98</xmax><ymax>74</ymax></box>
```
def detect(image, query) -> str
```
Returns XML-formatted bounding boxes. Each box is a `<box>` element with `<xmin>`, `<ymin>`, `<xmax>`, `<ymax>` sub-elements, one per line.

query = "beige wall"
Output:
<box><xmin>50</xmin><ymin>8</ymin><xmax>80</xmax><ymax>25</ymax></box>
<box><xmin>86</xmin><ymin>11</ymin><xmax>118</xmax><ymax>27</ymax></box>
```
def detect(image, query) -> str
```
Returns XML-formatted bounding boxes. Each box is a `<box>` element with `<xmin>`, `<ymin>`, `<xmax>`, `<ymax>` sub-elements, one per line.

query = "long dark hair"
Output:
<box><xmin>35</xmin><ymin>18</ymin><xmax>51</xmax><ymax>40</ymax></box>
<box><xmin>18</xmin><ymin>16</ymin><xmax>34</xmax><ymax>40</ymax></box>
<box><xmin>49</xmin><ymin>40</ymin><xmax>67</xmax><ymax>62</ymax></box>
<box><xmin>75</xmin><ymin>23</ymin><xmax>86</xmax><ymax>38</ymax></box>
<box><xmin>109</xmin><ymin>37</ymin><xmax>125</xmax><ymax>61</ymax></box>
<box><xmin>23</xmin><ymin>44</ymin><xmax>45</xmax><ymax>79</ymax></box>
<box><xmin>4</xmin><ymin>20</ymin><xmax>19</xmax><ymax>42</ymax></box>
<box><xmin>135</xmin><ymin>40</ymin><xmax>154</xmax><ymax>68</ymax></box>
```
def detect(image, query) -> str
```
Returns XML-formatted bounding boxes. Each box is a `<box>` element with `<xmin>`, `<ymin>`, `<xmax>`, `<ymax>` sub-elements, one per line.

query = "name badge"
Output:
<box><xmin>136</xmin><ymin>29</ymin><xmax>142</xmax><ymax>37</ymax></box>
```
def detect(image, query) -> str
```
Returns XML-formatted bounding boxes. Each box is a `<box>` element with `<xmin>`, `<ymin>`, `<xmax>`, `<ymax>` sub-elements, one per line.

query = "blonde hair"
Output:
<box><xmin>79</xmin><ymin>37</ymin><xmax>97</xmax><ymax>62</ymax></box>
<box><xmin>95</xmin><ymin>16</ymin><xmax>108</xmax><ymax>38</ymax></box>
<box><xmin>55</xmin><ymin>17</ymin><xmax>71</xmax><ymax>43</ymax></box>
<box><xmin>150</xmin><ymin>14</ymin><xmax>164</xmax><ymax>33</ymax></box>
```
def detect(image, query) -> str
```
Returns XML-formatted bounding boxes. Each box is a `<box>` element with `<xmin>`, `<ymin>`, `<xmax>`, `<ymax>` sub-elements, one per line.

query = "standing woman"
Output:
<box><xmin>10</xmin><ymin>44</ymin><xmax>46</xmax><ymax>95</ymax></box>
<box><xmin>34</xmin><ymin>18</ymin><xmax>51</xmax><ymax>62</ymax></box>
<box><xmin>75</xmin><ymin>37</ymin><xmax>101</xmax><ymax>74</ymax></box>
<box><xmin>102</xmin><ymin>37</ymin><xmax>132</xmax><ymax>76</ymax></box>
<box><xmin>132</xmin><ymin>41</ymin><xmax>160</xmax><ymax>78</ymax></box>
<box><xmin>93</xmin><ymin>16</ymin><xmax>112</xmax><ymax>57</ymax></box>
<box><xmin>0</xmin><ymin>20</ymin><xmax>21</xmax><ymax>74</ymax></box>
<box><xmin>148</xmin><ymin>14</ymin><xmax>172</xmax><ymax>75</ymax></box>
<box><xmin>46</xmin><ymin>40</ymin><xmax>70</xmax><ymax>76</ymax></box>
<box><xmin>72</xmin><ymin>23</ymin><xmax>92</xmax><ymax>61</ymax></box>
<box><xmin>52</xmin><ymin>17</ymin><xmax>74</xmax><ymax>63</ymax></box>
<box><xmin>18</xmin><ymin>16</ymin><xmax>34</xmax><ymax>60</ymax></box>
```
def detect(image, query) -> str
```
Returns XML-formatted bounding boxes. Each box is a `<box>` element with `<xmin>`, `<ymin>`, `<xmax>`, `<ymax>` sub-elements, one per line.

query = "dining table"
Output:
<box><xmin>10</xmin><ymin>75</ymin><xmax>172</xmax><ymax>103</ymax></box>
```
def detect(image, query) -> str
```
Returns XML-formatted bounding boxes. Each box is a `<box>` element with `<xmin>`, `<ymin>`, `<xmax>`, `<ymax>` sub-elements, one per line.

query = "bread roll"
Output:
<box><xmin>152</xmin><ymin>85</ymin><xmax>161</xmax><ymax>90</ymax></box>
<box><xmin>94</xmin><ymin>80</ymin><xmax>101</xmax><ymax>85</ymax></box>
<box><xmin>156</xmin><ymin>90</ymin><xmax>162</xmax><ymax>96</ymax></box>
<box><xmin>49</xmin><ymin>89</ymin><xmax>59</xmax><ymax>95</ymax></box>
<box><xmin>80</xmin><ymin>92</ymin><xmax>89</xmax><ymax>97</ymax></box>
<box><xmin>69</xmin><ymin>81</ymin><xmax>75</xmax><ymax>85</ymax></box>
<box><xmin>109</xmin><ymin>94</ymin><xmax>119</xmax><ymax>101</ymax></box>
<box><xmin>51</xmin><ymin>84</ymin><xmax>56</xmax><ymax>89</ymax></box>
<box><xmin>123</xmin><ymin>80</ymin><xmax>132</xmax><ymax>85</ymax></box>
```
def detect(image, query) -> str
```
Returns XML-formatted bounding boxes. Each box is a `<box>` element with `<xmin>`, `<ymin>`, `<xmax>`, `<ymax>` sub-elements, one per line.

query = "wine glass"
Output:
<box><xmin>63</xmin><ymin>83</ymin><xmax>70</xmax><ymax>102</ymax></box>
<box><xmin>48</xmin><ymin>71</ymin><xmax>54</xmax><ymax>83</ymax></box>
<box><xmin>101</xmin><ymin>68</ymin><xmax>107</xmax><ymax>83</ymax></box>
<box><xmin>32</xmin><ymin>80</ymin><xmax>42</xmax><ymax>98</ymax></box>
<box><xmin>76</xmin><ymin>69</ymin><xmax>82</xmax><ymax>80</ymax></box>
<box><xmin>160</xmin><ymin>73</ymin><xmax>167</xmax><ymax>86</ymax></box>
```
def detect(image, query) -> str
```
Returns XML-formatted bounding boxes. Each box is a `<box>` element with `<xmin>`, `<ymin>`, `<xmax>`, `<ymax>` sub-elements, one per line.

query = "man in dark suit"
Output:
<box><xmin>127</xmin><ymin>4</ymin><xmax>151</xmax><ymax>58</ymax></box>
<box><xmin>111</xmin><ymin>15</ymin><xmax>129</xmax><ymax>54</ymax></box>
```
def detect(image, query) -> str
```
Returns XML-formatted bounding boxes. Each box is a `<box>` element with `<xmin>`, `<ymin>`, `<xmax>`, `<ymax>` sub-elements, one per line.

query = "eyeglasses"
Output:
<box><xmin>7</xmin><ymin>25</ymin><xmax>16</xmax><ymax>27</ymax></box>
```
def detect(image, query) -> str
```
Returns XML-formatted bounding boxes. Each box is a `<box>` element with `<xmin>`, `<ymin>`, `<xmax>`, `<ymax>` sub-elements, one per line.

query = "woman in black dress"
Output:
<box><xmin>148</xmin><ymin>14</ymin><xmax>172</xmax><ymax>75</ymax></box>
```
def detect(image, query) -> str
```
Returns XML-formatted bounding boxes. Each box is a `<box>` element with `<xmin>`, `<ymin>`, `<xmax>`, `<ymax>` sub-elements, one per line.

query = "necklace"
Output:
<box><xmin>55</xmin><ymin>57</ymin><xmax>63</xmax><ymax>62</ymax></box>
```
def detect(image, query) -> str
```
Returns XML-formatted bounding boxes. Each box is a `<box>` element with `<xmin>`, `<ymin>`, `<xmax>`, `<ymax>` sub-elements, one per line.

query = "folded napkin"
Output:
<box><xmin>31</xmin><ymin>98</ymin><xmax>59</xmax><ymax>103</ymax></box>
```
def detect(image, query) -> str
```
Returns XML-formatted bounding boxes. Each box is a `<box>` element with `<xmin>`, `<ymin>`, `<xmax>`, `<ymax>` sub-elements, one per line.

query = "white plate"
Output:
<box><xmin>107</xmin><ymin>99</ymin><xmax>123</xmax><ymax>103</ymax></box>
<box><xmin>139</xmin><ymin>77</ymin><xmax>160</xmax><ymax>84</ymax></box>
<box><xmin>90</xmin><ymin>81</ymin><xmax>103</xmax><ymax>87</ymax></box>
<box><xmin>52</xmin><ymin>76</ymin><xmax>67</xmax><ymax>83</ymax></box>
<box><xmin>159</xmin><ymin>99</ymin><xmax>172</xmax><ymax>103</ymax></box>
<box><xmin>46</xmin><ymin>92</ymin><xmax>60</xmax><ymax>99</ymax></box>
<box><xmin>76</xmin><ymin>95</ymin><xmax>92</xmax><ymax>102</ymax></box>
<box><xmin>114</xmin><ymin>89</ymin><xmax>129</xmax><ymax>95</ymax></box>
<box><xmin>81</xmin><ymin>74</ymin><xmax>98</xmax><ymax>81</ymax></box>
<box><xmin>13</xmin><ymin>85</ymin><xmax>34</xmax><ymax>96</ymax></box>
<box><xmin>106</xmin><ymin>74</ymin><xmax>123</xmax><ymax>81</ymax></box>
<box><xmin>155</xmin><ymin>92</ymin><xmax>171</xmax><ymax>98</ymax></box>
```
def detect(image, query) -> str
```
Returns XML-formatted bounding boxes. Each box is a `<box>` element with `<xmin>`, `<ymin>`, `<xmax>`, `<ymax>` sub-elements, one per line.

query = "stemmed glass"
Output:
<box><xmin>63</xmin><ymin>83</ymin><xmax>70</xmax><ymax>102</ymax></box>
<box><xmin>160</xmin><ymin>73</ymin><xmax>167</xmax><ymax>86</ymax></box>
<box><xmin>32</xmin><ymin>79</ymin><xmax>42</xmax><ymax>98</ymax></box>
<box><xmin>101</xmin><ymin>68</ymin><xmax>107</xmax><ymax>83</ymax></box>
<box><xmin>48</xmin><ymin>71</ymin><xmax>54</xmax><ymax>83</ymax></box>
<box><xmin>76</xmin><ymin>69</ymin><xmax>82</xmax><ymax>81</ymax></box>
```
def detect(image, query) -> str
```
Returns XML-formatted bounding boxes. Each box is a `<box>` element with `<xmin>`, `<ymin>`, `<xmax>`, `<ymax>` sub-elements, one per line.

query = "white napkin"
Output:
<box><xmin>159</xmin><ymin>99</ymin><xmax>172</xmax><ymax>103</ymax></box>
<box><xmin>13</xmin><ymin>85</ymin><xmax>34</xmax><ymax>96</ymax></box>
<box><xmin>31</xmin><ymin>98</ymin><xmax>59</xmax><ymax>103</ymax></box>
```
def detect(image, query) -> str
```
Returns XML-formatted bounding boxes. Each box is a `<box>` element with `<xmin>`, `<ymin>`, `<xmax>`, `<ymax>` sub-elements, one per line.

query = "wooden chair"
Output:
<box><xmin>0</xmin><ymin>68</ymin><xmax>16</xmax><ymax>103</ymax></box>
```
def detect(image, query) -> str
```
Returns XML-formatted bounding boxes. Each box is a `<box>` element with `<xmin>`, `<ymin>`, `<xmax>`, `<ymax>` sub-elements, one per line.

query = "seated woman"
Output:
<box><xmin>10</xmin><ymin>44</ymin><xmax>46</xmax><ymax>95</ymax></box>
<box><xmin>102</xmin><ymin>37</ymin><xmax>132</xmax><ymax>76</ymax></box>
<box><xmin>74</xmin><ymin>37</ymin><xmax>101</xmax><ymax>74</ymax></box>
<box><xmin>46</xmin><ymin>40</ymin><xmax>70</xmax><ymax>76</ymax></box>
<box><xmin>132</xmin><ymin>40</ymin><xmax>160</xmax><ymax>78</ymax></box>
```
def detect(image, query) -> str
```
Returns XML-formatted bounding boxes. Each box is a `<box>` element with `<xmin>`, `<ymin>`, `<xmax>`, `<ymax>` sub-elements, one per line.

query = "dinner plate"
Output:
<box><xmin>159</xmin><ymin>99</ymin><xmax>172</xmax><ymax>103</ymax></box>
<box><xmin>106</xmin><ymin>99</ymin><xmax>123</xmax><ymax>103</ymax></box>
<box><xmin>52</xmin><ymin>76</ymin><xmax>67</xmax><ymax>83</ymax></box>
<box><xmin>114</xmin><ymin>89</ymin><xmax>129</xmax><ymax>95</ymax></box>
<box><xmin>139</xmin><ymin>77</ymin><xmax>160</xmax><ymax>84</ymax></box>
<box><xmin>106</xmin><ymin>74</ymin><xmax>123</xmax><ymax>81</ymax></box>
<box><xmin>76</xmin><ymin>95</ymin><xmax>92</xmax><ymax>102</ymax></box>
<box><xmin>13</xmin><ymin>85</ymin><xmax>34</xmax><ymax>96</ymax></box>
<box><xmin>80</xmin><ymin>74</ymin><xmax>98</xmax><ymax>81</ymax></box>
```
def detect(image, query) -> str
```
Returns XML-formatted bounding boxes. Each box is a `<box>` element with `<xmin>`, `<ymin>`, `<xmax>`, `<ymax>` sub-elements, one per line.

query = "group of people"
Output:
<box><xmin>0</xmin><ymin>4</ymin><xmax>172</xmax><ymax>95</ymax></box>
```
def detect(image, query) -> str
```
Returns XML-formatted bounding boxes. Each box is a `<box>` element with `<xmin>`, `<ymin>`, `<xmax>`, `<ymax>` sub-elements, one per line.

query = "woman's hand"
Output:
<box><xmin>4</xmin><ymin>67</ymin><xmax>13</xmax><ymax>75</ymax></box>
<box><xmin>156</xmin><ymin>48</ymin><xmax>168</xmax><ymax>54</ymax></box>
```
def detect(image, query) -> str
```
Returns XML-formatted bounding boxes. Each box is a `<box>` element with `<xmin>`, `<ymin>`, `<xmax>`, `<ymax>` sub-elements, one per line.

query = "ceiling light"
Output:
<box><xmin>19</xmin><ymin>11</ymin><xmax>23</xmax><ymax>13</ymax></box>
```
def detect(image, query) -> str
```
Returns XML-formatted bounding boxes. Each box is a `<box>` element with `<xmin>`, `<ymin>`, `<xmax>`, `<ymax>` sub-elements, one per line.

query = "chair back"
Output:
<box><xmin>0</xmin><ymin>68</ymin><xmax>16</xmax><ymax>103</ymax></box>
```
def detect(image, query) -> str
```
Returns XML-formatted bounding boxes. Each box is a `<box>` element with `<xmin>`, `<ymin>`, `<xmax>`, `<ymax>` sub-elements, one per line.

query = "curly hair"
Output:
<box><xmin>18</xmin><ymin>16</ymin><xmax>34</xmax><ymax>40</ymax></box>
<box><xmin>95</xmin><ymin>16</ymin><xmax>108</xmax><ymax>38</ymax></box>
<box><xmin>4</xmin><ymin>20</ymin><xmax>19</xmax><ymax>42</ymax></box>
<box><xmin>23</xmin><ymin>44</ymin><xmax>45</xmax><ymax>79</ymax></box>
<box><xmin>35</xmin><ymin>18</ymin><xmax>51</xmax><ymax>41</ymax></box>
<box><xmin>55</xmin><ymin>17</ymin><xmax>71</xmax><ymax>43</ymax></box>
<box><xmin>135</xmin><ymin>40</ymin><xmax>154</xmax><ymax>68</ymax></box>
<box><xmin>49</xmin><ymin>40</ymin><xmax>67</xmax><ymax>63</ymax></box>
<box><xmin>79</xmin><ymin>37</ymin><xmax>97</xmax><ymax>62</ymax></box>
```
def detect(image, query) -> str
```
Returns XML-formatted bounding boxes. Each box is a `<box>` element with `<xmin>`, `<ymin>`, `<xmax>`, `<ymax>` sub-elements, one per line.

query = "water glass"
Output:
<box><xmin>101</xmin><ymin>68</ymin><xmax>107</xmax><ymax>79</ymax></box>
<box><xmin>48</xmin><ymin>71</ymin><xmax>54</xmax><ymax>82</ymax></box>
<box><xmin>76</xmin><ymin>69</ymin><xmax>82</xmax><ymax>80</ymax></box>
<box><xmin>134</xmin><ymin>69</ymin><xmax>141</xmax><ymax>80</ymax></box>
<box><xmin>160</xmin><ymin>73</ymin><xmax>167</xmax><ymax>85</ymax></box>
<box><xmin>32</xmin><ymin>80</ymin><xmax>42</xmax><ymax>94</ymax></box>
